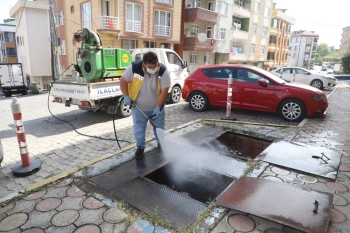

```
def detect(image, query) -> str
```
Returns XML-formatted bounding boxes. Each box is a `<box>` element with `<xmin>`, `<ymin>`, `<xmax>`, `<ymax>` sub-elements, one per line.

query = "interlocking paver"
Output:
<box><xmin>51</xmin><ymin>210</ymin><xmax>79</xmax><ymax>227</ymax></box>
<box><xmin>75</xmin><ymin>207</ymin><xmax>106</xmax><ymax>226</ymax></box>
<box><xmin>42</xmin><ymin>186</ymin><xmax>69</xmax><ymax>199</ymax></box>
<box><xmin>35</xmin><ymin>198</ymin><xmax>61</xmax><ymax>212</ymax></box>
<box><xmin>21</xmin><ymin>210</ymin><xmax>57</xmax><ymax>230</ymax></box>
<box><xmin>7</xmin><ymin>199</ymin><xmax>40</xmax><ymax>215</ymax></box>
<box><xmin>0</xmin><ymin>213</ymin><xmax>28</xmax><ymax>231</ymax></box>
<box><xmin>45</xmin><ymin>224</ymin><xmax>75</xmax><ymax>233</ymax></box>
<box><xmin>103</xmin><ymin>208</ymin><xmax>128</xmax><ymax>224</ymax></box>
<box><xmin>83</xmin><ymin>197</ymin><xmax>105</xmax><ymax>209</ymax></box>
<box><xmin>56</xmin><ymin>196</ymin><xmax>85</xmax><ymax>211</ymax></box>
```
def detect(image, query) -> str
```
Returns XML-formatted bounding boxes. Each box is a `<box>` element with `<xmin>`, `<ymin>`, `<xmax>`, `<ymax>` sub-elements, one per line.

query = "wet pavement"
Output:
<box><xmin>0</xmin><ymin>84</ymin><xmax>350</xmax><ymax>232</ymax></box>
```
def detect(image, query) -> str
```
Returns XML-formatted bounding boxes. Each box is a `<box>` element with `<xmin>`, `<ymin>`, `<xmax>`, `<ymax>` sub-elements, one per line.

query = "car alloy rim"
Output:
<box><xmin>190</xmin><ymin>94</ymin><xmax>205</xmax><ymax>110</ymax></box>
<box><xmin>172</xmin><ymin>88</ymin><xmax>180</xmax><ymax>102</ymax></box>
<box><xmin>312</xmin><ymin>81</ymin><xmax>321</xmax><ymax>89</ymax></box>
<box><xmin>282</xmin><ymin>102</ymin><xmax>301</xmax><ymax>120</ymax></box>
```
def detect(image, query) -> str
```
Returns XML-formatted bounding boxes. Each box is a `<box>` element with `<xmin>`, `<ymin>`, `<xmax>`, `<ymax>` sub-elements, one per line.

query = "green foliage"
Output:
<box><xmin>150</xmin><ymin>206</ymin><xmax>172</xmax><ymax>228</ymax></box>
<box><xmin>315</xmin><ymin>43</ymin><xmax>340</xmax><ymax>64</ymax></box>
<box><xmin>317</xmin><ymin>43</ymin><xmax>330</xmax><ymax>57</ymax></box>
<box><xmin>341</xmin><ymin>52</ymin><xmax>350</xmax><ymax>74</ymax></box>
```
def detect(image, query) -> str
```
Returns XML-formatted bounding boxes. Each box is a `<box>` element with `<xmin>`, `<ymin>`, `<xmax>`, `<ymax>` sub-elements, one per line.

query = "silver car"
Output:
<box><xmin>271</xmin><ymin>67</ymin><xmax>328</xmax><ymax>90</ymax></box>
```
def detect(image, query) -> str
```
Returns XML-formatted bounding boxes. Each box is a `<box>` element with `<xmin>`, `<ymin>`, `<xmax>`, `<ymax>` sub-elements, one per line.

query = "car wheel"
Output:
<box><xmin>310</xmin><ymin>79</ymin><xmax>323</xmax><ymax>90</ymax></box>
<box><xmin>278</xmin><ymin>98</ymin><xmax>306</xmax><ymax>122</ymax></box>
<box><xmin>189</xmin><ymin>92</ymin><xmax>208</xmax><ymax>112</ymax></box>
<box><xmin>117</xmin><ymin>100</ymin><xmax>132</xmax><ymax>118</ymax></box>
<box><xmin>169</xmin><ymin>86</ymin><xmax>181</xmax><ymax>104</ymax></box>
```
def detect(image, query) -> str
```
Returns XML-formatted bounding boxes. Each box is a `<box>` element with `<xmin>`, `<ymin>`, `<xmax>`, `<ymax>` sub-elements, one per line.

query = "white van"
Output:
<box><xmin>129</xmin><ymin>48</ymin><xmax>188</xmax><ymax>103</ymax></box>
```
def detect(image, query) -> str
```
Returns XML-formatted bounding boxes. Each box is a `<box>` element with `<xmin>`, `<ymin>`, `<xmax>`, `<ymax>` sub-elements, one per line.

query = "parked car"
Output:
<box><xmin>270</xmin><ymin>67</ymin><xmax>328</xmax><ymax>90</ymax></box>
<box><xmin>333</xmin><ymin>74</ymin><xmax>350</xmax><ymax>84</ymax></box>
<box><xmin>182</xmin><ymin>64</ymin><xmax>328</xmax><ymax>122</ymax></box>
<box><xmin>28</xmin><ymin>82</ymin><xmax>42</xmax><ymax>94</ymax></box>
<box><xmin>326</xmin><ymin>69</ymin><xmax>334</xmax><ymax>76</ymax></box>
<box><xmin>322</xmin><ymin>65</ymin><xmax>328</xmax><ymax>71</ymax></box>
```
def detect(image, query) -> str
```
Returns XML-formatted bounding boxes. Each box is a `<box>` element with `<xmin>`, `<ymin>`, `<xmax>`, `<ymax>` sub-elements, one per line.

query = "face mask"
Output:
<box><xmin>146</xmin><ymin>67</ymin><xmax>158</xmax><ymax>75</ymax></box>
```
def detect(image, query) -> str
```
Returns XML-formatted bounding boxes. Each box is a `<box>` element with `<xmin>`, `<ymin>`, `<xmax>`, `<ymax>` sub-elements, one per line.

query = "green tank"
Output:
<box><xmin>73</xmin><ymin>28</ymin><xmax>132</xmax><ymax>81</ymax></box>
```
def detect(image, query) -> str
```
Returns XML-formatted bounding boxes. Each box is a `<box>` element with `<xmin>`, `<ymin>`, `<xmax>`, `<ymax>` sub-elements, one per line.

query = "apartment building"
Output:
<box><xmin>0</xmin><ymin>19</ymin><xmax>17</xmax><ymax>63</ymax></box>
<box><xmin>289</xmin><ymin>30</ymin><xmax>319</xmax><ymax>67</ymax></box>
<box><xmin>264</xmin><ymin>6</ymin><xmax>295</xmax><ymax>71</ymax></box>
<box><xmin>54</xmin><ymin>0</ymin><xmax>183</xmax><ymax>78</ymax></box>
<box><xmin>228</xmin><ymin>0</ymin><xmax>274</xmax><ymax>69</ymax></box>
<box><xmin>339</xmin><ymin>26</ymin><xmax>350</xmax><ymax>58</ymax></box>
<box><xmin>10</xmin><ymin>0</ymin><xmax>51</xmax><ymax>90</ymax></box>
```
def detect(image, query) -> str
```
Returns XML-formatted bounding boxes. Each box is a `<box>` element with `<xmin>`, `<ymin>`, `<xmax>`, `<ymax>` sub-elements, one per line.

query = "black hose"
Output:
<box><xmin>47</xmin><ymin>64</ymin><xmax>130</xmax><ymax>149</ymax></box>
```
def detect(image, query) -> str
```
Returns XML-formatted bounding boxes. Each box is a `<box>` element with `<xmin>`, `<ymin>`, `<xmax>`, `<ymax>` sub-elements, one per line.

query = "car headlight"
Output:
<box><xmin>310</xmin><ymin>94</ymin><xmax>326</xmax><ymax>101</ymax></box>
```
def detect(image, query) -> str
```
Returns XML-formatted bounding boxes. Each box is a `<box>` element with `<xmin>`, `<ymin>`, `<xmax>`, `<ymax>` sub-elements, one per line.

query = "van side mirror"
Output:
<box><xmin>182</xmin><ymin>60</ymin><xmax>188</xmax><ymax>69</ymax></box>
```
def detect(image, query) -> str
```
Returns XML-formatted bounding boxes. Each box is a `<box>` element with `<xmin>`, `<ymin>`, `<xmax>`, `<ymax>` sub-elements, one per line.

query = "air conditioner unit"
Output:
<box><xmin>233</xmin><ymin>22</ymin><xmax>241</xmax><ymax>30</ymax></box>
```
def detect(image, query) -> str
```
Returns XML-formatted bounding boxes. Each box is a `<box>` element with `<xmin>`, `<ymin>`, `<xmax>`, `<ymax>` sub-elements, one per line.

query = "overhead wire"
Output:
<box><xmin>15</xmin><ymin>0</ymin><xmax>28</xmax><ymax>34</ymax></box>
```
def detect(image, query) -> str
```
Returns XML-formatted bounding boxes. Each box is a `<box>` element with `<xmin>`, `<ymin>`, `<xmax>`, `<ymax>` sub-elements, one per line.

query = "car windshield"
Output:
<box><xmin>251</xmin><ymin>67</ymin><xmax>286</xmax><ymax>84</ymax></box>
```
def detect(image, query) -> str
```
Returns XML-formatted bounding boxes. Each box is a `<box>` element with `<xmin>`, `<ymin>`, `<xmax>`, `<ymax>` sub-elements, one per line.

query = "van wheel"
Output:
<box><xmin>117</xmin><ymin>99</ymin><xmax>132</xmax><ymax>117</ymax></box>
<box><xmin>4</xmin><ymin>93</ymin><xmax>12</xmax><ymax>97</ymax></box>
<box><xmin>169</xmin><ymin>86</ymin><xmax>181</xmax><ymax>104</ymax></box>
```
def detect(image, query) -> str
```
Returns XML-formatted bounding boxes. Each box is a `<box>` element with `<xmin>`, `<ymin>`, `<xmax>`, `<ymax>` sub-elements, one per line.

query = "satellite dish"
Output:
<box><xmin>197</xmin><ymin>33</ymin><xmax>207</xmax><ymax>42</ymax></box>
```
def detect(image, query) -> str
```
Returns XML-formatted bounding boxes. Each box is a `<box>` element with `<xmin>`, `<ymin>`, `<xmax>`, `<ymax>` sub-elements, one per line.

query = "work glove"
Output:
<box><xmin>152</xmin><ymin>106</ymin><xmax>161</xmax><ymax>119</ymax></box>
<box><xmin>123</xmin><ymin>96</ymin><xmax>132</xmax><ymax>106</ymax></box>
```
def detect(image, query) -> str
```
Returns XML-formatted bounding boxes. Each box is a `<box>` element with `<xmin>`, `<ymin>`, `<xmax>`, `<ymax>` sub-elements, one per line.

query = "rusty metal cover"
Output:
<box><xmin>258</xmin><ymin>141</ymin><xmax>341</xmax><ymax>179</ymax></box>
<box><xmin>215</xmin><ymin>177</ymin><xmax>332</xmax><ymax>233</ymax></box>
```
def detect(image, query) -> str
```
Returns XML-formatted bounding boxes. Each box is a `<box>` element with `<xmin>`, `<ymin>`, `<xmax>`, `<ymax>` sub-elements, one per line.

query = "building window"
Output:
<box><xmin>145</xmin><ymin>41</ymin><xmax>155</xmax><ymax>48</ymax></box>
<box><xmin>191</xmin><ymin>0</ymin><xmax>201</xmax><ymax>8</ymax></box>
<box><xmin>260</xmin><ymin>45</ymin><xmax>265</xmax><ymax>55</ymax></box>
<box><xmin>314</xmin><ymin>38</ymin><xmax>318</xmax><ymax>43</ymax></box>
<box><xmin>219</xmin><ymin>2</ymin><xmax>228</xmax><ymax>15</ymax></box>
<box><xmin>190</xmin><ymin>51</ymin><xmax>198</xmax><ymax>64</ymax></box>
<box><xmin>55</xmin><ymin>11</ymin><xmax>64</xmax><ymax>27</ymax></box>
<box><xmin>61</xmin><ymin>40</ymin><xmax>66</xmax><ymax>55</ymax></box>
<box><xmin>234</xmin><ymin>0</ymin><xmax>243</xmax><ymax>7</ymax></box>
<box><xmin>254</xmin><ymin>2</ymin><xmax>259</xmax><ymax>13</ymax></box>
<box><xmin>269</xmin><ymin>35</ymin><xmax>276</xmax><ymax>44</ymax></box>
<box><xmin>267</xmin><ymin>52</ymin><xmax>274</xmax><ymax>60</ymax></box>
<box><xmin>264</xmin><ymin>7</ymin><xmax>269</xmax><ymax>18</ymax></box>
<box><xmin>306</xmin><ymin>46</ymin><xmax>311</xmax><ymax>53</ymax></box>
<box><xmin>262</xmin><ymin>27</ymin><xmax>267</xmax><ymax>36</ymax></box>
<box><xmin>122</xmin><ymin>39</ymin><xmax>137</xmax><ymax>50</ymax></box>
<box><xmin>220</xmin><ymin>28</ymin><xmax>226</xmax><ymax>40</ymax></box>
<box><xmin>154</xmin><ymin>10</ymin><xmax>171</xmax><ymax>36</ymax></box>
<box><xmin>208</xmin><ymin>1</ymin><xmax>214</xmax><ymax>11</ymax></box>
<box><xmin>306</xmin><ymin>38</ymin><xmax>312</xmax><ymax>45</ymax></box>
<box><xmin>253</xmin><ymin>23</ymin><xmax>257</xmax><ymax>34</ymax></box>
<box><xmin>271</xmin><ymin>18</ymin><xmax>278</xmax><ymax>28</ymax></box>
<box><xmin>294</xmin><ymin>46</ymin><xmax>297</xmax><ymax>51</ymax></box>
<box><xmin>204</xmin><ymin>52</ymin><xmax>210</xmax><ymax>64</ymax></box>
<box><xmin>155</xmin><ymin>0</ymin><xmax>172</xmax><ymax>4</ymax></box>
<box><xmin>126</xmin><ymin>3</ymin><xmax>142</xmax><ymax>33</ymax></box>
<box><xmin>250</xmin><ymin>44</ymin><xmax>255</xmax><ymax>54</ymax></box>
<box><xmin>81</xmin><ymin>2</ymin><xmax>91</xmax><ymax>29</ymax></box>
<box><xmin>232</xmin><ymin>20</ymin><xmax>241</xmax><ymax>30</ymax></box>
<box><xmin>206</xmin><ymin>26</ymin><xmax>212</xmax><ymax>38</ymax></box>
<box><xmin>70</xmin><ymin>6</ymin><xmax>74</xmax><ymax>13</ymax></box>
<box><xmin>191</xmin><ymin>24</ymin><xmax>199</xmax><ymax>34</ymax></box>
<box><xmin>296</xmin><ymin>38</ymin><xmax>299</xmax><ymax>42</ymax></box>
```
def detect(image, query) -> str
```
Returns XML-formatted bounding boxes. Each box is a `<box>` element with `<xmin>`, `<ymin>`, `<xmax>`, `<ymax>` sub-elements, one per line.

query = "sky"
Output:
<box><xmin>0</xmin><ymin>0</ymin><xmax>348</xmax><ymax>48</ymax></box>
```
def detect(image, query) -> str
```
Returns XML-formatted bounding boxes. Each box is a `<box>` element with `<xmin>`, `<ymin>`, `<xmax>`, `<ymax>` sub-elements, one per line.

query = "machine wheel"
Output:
<box><xmin>169</xmin><ymin>86</ymin><xmax>181</xmax><ymax>104</ymax></box>
<box><xmin>189</xmin><ymin>91</ymin><xmax>208</xmax><ymax>112</ymax></box>
<box><xmin>278</xmin><ymin>98</ymin><xmax>306</xmax><ymax>122</ymax></box>
<box><xmin>310</xmin><ymin>79</ymin><xmax>323</xmax><ymax>90</ymax></box>
<box><xmin>117</xmin><ymin>99</ymin><xmax>132</xmax><ymax>117</ymax></box>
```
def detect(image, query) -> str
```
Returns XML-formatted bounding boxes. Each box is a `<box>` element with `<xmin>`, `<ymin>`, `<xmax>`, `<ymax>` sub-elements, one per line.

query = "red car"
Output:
<box><xmin>182</xmin><ymin>64</ymin><xmax>328</xmax><ymax>122</ymax></box>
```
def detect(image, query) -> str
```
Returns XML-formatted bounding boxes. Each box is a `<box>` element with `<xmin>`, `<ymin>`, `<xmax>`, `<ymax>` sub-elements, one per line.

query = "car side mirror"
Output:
<box><xmin>258</xmin><ymin>78</ymin><xmax>268</xmax><ymax>87</ymax></box>
<box><xmin>182</xmin><ymin>60</ymin><xmax>188</xmax><ymax>69</ymax></box>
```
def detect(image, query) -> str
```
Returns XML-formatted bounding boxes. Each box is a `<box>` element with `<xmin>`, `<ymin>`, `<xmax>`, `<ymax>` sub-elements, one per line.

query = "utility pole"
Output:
<box><xmin>48</xmin><ymin>0</ymin><xmax>59</xmax><ymax>80</ymax></box>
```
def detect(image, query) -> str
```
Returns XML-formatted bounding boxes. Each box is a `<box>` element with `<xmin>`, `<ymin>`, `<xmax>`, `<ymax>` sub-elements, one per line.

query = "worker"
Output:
<box><xmin>120</xmin><ymin>51</ymin><xmax>171</xmax><ymax>160</ymax></box>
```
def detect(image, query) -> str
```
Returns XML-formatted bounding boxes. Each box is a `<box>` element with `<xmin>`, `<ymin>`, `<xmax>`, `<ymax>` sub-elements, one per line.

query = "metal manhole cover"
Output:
<box><xmin>48</xmin><ymin>115</ymin><xmax>77</xmax><ymax>124</ymax></box>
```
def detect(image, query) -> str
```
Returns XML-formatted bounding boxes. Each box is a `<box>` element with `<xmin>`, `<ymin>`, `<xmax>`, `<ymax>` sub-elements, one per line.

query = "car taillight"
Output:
<box><xmin>81</xmin><ymin>101</ymin><xmax>90</xmax><ymax>107</ymax></box>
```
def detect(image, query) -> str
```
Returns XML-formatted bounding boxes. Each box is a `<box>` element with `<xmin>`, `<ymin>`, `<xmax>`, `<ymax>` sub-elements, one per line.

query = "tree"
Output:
<box><xmin>341</xmin><ymin>52</ymin><xmax>350</xmax><ymax>74</ymax></box>
<box><xmin>316</xmin><ymin>43</ymin><xmax>330</xmax><ymax>57</ymax></box>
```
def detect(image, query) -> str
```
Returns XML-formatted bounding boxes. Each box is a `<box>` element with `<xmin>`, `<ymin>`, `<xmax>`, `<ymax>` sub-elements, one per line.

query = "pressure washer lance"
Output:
<box><xmin>131</xmin><ymin>103</ymin><xmax>158</xmax><ymax>129</ymax></box>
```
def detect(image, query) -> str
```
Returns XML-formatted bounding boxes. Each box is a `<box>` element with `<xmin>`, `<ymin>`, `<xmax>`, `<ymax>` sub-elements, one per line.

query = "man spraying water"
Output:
<box><xmin>120</xmin><ymin>51</ymin><xmax>171</xmax><ymax>160</ymax></box>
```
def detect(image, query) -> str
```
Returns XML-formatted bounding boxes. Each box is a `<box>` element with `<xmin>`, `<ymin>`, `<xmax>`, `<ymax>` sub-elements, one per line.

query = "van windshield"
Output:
<box><xmin>166</xmin><ymin>52</ymin><xmax>182</xmax><ymax>66</ymax></box>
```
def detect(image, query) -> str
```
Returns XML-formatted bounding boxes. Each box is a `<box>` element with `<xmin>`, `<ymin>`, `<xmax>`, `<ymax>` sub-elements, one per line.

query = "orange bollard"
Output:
<box><xmin>11</xmin><ymin>97</ymin><xmax>41</xmax><ymax>177</ymax></box>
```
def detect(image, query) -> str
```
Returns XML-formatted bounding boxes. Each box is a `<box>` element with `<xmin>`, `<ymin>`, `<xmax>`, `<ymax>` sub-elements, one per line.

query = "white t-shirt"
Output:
<box><xmin>122</xmin><ymin>64</ymin><xmax>171</xmax><ymax>111</ymax></box>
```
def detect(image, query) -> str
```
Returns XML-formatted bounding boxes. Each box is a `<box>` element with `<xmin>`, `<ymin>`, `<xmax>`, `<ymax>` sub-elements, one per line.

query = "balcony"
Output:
<box><xmin>184</xmin><ymin>7</ymin><xmax>218</xmax><ymax>25</ymax></box>
<box><xmin>5</xmin><ymin>42</ymin><xmax>16</xmax><ymax>48</ymax></box>
<box><xmin>96</xmin><ymin>16</ymin><xmax>120</xmax><ymax>34</ymax></box>
<box><xmin>183</xmin><ymin>37</ymin><xmax>215</xmax><ymax>52</ymax></box>
<box><xmin>231</xmin><ymin>29</ymin><xmax>249</xmax><ymax>43</ymax></box>
<box><xmin>229</xmin><ymin>52</ymin><xmax>247</xmax><ymax>61</ymax></box>
<box><xmin>232</xmin><ymin>4</ymin><xmax>251</xmax><ymax>18</ymax></box>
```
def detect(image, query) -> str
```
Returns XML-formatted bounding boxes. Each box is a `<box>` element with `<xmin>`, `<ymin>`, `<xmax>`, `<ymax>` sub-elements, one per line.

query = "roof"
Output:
<box><xmin>0</xmin><ymin>19</ymin><xmax>16</xmax><ymax>26</ymax></box>
<box><xmin>291</xmin><ymin>30</ymin><xmax>319</xmax><ymax>37</ymax></box>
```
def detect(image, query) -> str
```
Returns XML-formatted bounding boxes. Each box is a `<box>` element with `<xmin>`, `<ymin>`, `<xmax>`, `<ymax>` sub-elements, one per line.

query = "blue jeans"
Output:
<box><xmin>132</xmin><ymin>106</ymin><xmax>165</xmax><ymax>148</ymax></box>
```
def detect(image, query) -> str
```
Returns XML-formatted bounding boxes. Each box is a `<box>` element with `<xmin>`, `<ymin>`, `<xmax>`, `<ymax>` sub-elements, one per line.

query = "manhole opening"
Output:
<box><xmin>144</xmin><ymin>160</ymin><xmax>235</xmax><ymax>204</ymax></box>
<box><xmin>203</xmin><ymin>131</ymin><xmax>273</xmax><ymax>159</ymax></box>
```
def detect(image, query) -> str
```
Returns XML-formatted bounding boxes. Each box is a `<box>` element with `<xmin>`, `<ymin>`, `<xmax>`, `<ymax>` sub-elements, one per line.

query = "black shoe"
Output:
<box><xmin>135</xmin><ymin>147</ymin><xmax>144</xmax><ymax>160</ymax></box>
